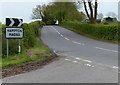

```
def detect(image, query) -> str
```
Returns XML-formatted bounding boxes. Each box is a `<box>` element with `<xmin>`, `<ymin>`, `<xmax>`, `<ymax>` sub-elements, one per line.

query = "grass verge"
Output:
<box><xmin>1</xmin><ymin>38</ymin><xmax>52</xmax><ymax>69</ymax></box>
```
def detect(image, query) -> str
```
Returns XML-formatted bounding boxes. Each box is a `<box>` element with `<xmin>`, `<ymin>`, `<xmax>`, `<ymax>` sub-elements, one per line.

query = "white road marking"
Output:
<box><xmin>51</xmin><ymin>26</ymin><xmax>118</xmax><ymax>71</ymax></box>
<box><xmin>72</xmin><ymin>41</ymin><xmax>81</xmax><ymax>45</ymax></box>
<box><xmin>73</xmin><ymin>61</ymin><xmax>78</xmax><ymax>63</ymax></box>
<box><xmin>57</xmin><ymin>32</ymin><xmax>60</xmax><ymax>34</ymax></box>
<box><xmin>65</xmin><ymin>59</ymin><xmax>71</xmax><ymax>61</ymax></box>
<box><xmin>112</xmin><ymin>66</ymin><xmax>119</xmax><ymax>69</ymax></box>
<box><xmin>52</xmin><ymin>27</ymin><xmax>85</xmax><ymax>46</ymax></box>
<box><xmin>83</xmin><ymin>60</ymin><xmax>92</xmax><ymax>63</ymax></box>
<box><xmin>85</xmin><ymin>64</ymin><xmax>92</xmax><ymax>67</ymax></box>
<box><xmin>95</xmin><ymin>47</ymin><xmax>118</xmax><ymax>53</ymax></box>
<box><xmin>72</xmin><ymin>41</ymin><xmax>85</xmax><ymax>46</ymax></box>
<box><xmin>64</xmin><ymin>37</ymin><xmax>70</xmax><ymax>40</ymax></box>
<box><xmin>70</xmin><ymin>56</ymin><xmax>92</xmax><ymax>63</ymax></box>
<box><xmin>55</xmin><ymin>30</ymin><xmax>60</xmax><ymax>34</ymax></box>
<box><xmin>61</xmin><ymin>35</ymin><xmax>64</xmax><ymax>37</ymax></box>
<box><xmin>75</xmin><ymin>57</ymin><xmax>81</xmax><ymax>60</ymax></box>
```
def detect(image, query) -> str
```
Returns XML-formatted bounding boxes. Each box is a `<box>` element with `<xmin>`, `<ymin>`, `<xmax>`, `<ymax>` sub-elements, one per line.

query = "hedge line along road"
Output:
<box><xmin>3</xmin><ymin>26</ymin><xmax>118</xmax><ymax>83</ymax></box>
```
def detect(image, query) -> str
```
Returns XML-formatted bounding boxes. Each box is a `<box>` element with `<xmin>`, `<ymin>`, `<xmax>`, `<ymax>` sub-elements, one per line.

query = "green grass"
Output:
<box><xmin>99</xmin><ymin>22</ymin><xmax>118</xmax><ymax>26</ymax></box>
<box><xmin>1</xmin><ymin>38</ymin><xmax>52</xmax><ymax>69</ymax></box>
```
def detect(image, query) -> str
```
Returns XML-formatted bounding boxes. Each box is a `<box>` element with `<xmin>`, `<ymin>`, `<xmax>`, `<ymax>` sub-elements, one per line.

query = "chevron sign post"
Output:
<box><xmin>6</xmin><ymin>18</ymin><xmax>23</xmax><ymax>27</ymax></box>
<box><xmin>6</xmin><ymin>18</ymin><xmax>23</xmax><ymax>57</ymax></box>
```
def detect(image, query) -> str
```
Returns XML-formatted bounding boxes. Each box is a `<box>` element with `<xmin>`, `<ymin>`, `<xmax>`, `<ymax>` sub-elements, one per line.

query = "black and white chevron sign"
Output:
<box><xmin>6</xmin><ymin>18</ymin><xmax>23</xmax><ymax>27</ymax></box>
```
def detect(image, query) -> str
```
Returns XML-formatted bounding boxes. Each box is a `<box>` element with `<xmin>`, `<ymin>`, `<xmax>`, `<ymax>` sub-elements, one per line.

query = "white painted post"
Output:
<box><xmin>18</xmin><ymin>39</ymin><xmax>21</xmax><ymax>55</ymax></box>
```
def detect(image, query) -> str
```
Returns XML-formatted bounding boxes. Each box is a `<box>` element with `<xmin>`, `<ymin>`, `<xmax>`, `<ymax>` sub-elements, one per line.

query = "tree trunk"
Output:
<box><xmin>82</xmin><ymin>0</ymin><xmax>98</xmax><ymax>24</ymax></box>
<box><xmin>83</xmin><ymin>1</ymin><xmax>90</xmax><ymax>20</ymax></box>
<box><xmin>90</xmin><ymin>18</ymin><xmax>96</xmax><ymax>24</ymax></box>
<box><xmin>94</xmin><ymin>0</ymin><xmax>98</xmax><ymax>20</ymax></box>
<box><xmin>88</xmin><ymin>1</ymin><xmax>93</xmax><ymax>19</ymax></box>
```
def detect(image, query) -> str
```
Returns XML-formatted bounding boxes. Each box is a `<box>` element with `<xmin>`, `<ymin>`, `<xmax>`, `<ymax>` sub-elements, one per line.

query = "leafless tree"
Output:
<box><xmin>78</xmin><ymin>0</ymin><xmax>98</xmax><ymax>24</ymax></box>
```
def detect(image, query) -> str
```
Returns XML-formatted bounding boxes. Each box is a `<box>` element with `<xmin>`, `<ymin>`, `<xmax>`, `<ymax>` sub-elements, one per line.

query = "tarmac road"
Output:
<box><xmin>3</xmin><ymin>26</ymin><xmax>118</xmax><ymax>83</ymax></box>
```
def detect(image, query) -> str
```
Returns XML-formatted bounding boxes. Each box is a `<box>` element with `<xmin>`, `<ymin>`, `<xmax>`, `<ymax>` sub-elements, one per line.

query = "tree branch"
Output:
<box><xmin>83</xmin><ymin>0</ymin><xmax>90</xmax><ymax>19</ymax></box>
<box><xmin>88</xmin><ymin>0</ymin><xmax>93</xmax><ymax>19</ymax></box>
<box><xmin>94</xmin><ymin>0</ymin><xmax>98</xmax><ymax>19</ymax></box>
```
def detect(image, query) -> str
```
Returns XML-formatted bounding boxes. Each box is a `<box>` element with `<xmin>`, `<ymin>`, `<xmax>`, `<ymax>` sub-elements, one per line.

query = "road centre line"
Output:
<box><xmin>61</xmin><ymin>34</ymin><xmax>64</xmax><ymax>37</ymax></box>
<box><xmin>52</xmin><ymin>27</ymin><xmax>117</xmax><ymax>54</ymax></box>
<box><xmin>52</xmin><ymin>27</ymin><xmax>85</xmax><ymax>46</ymax></box>
<box><xmin>95</xmin><ymin>47</ymin><xmax>118</xmax><ymax>53</ymax></box>
<box><xmin>51</xmin><ymin>26</ymin><xmax>118</xmax><ymax>72</ymax></box>
<box><xmin>72</xmin><ymin>41</ymin><xmax>83</xmax><ymax>45</ymax></box>
<box><xmin>64</xmin><ymin>37</ymin><xmax>70</xmax><ymax>40</ymax></box>
<box><xmin>57</xmin><ymin>31</ymin><xmax>60</xmax><ymax>34</ymax></box>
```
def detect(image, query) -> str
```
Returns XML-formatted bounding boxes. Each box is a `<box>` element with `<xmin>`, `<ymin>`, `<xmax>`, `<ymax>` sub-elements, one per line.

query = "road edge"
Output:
<box><xmin>2</xmin><ymin>51</ymin><xmax>61</xmax><ymax>78</ymax></box>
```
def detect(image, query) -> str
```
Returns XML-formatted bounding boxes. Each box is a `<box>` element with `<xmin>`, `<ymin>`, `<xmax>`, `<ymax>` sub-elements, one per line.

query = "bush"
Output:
<box><xmin>2</xmin><ymin>21</ymin><xmax>45</xmax><ymax>57</ymax></box>
<box><xmin>60</xmin><ymin>21</ymin><xmax>118</xmax><ymax>41</ymax></box>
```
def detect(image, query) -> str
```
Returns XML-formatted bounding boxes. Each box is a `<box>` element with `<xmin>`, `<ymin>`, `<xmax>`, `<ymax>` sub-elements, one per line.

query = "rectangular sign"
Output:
<box><xmin>6</xmin><ymin>28</ymin><xmax>23</xmax><ymax>39</ymax></box>
<box><xmin>6</xmin><ymin>18</ymin><xmax>23</xmax><ymax>27</ymax></box>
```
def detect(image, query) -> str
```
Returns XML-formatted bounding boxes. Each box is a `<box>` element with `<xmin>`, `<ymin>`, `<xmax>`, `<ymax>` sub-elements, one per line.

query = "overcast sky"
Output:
<box><xmin>0</xmin><ymin>0</ymin><xmax>119</xmax><ymax>24</ymax></box>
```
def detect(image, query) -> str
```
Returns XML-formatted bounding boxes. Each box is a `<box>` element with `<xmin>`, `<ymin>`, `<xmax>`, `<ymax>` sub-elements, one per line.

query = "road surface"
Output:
<box><xmin>3</xmin><ymin>26</ymin><xmax>118</xmax><ymax>83</ymax></box>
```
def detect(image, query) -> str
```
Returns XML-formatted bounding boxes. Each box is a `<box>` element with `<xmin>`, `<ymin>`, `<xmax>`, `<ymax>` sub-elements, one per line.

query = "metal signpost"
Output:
<box><xmin>6</xmin><ymin>18</ymin><xmax>23</xmax><ymax>57</ymax></box>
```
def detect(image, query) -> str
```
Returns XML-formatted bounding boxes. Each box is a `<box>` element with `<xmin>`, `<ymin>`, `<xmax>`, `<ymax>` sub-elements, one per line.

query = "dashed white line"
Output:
<box><xmin>61</xmin><ymin>35</ymin><xmax>64</xmax><ymax>37</ymax></box>
<box><xmin>72</xmin><ymin>41</ymin><xmax>85</xmax><ymax>45</ymax></box>
<box><xmin>64</xmin><ymin>37</ymin><xmax>70</xmax><ymax>40</ymax></box>
<box><xmin>85</xmin><ymin>64</ymin><xmax>92</xmax><ymax>67</ymax></box>
<box><xmin>112</xmin><ymin>66</ymin><xmax>119</xmax><ymax>69</ymax></box>
<box><xmin>52</xmin><ymin>26</ymin><xmax>117</xmax><ymax>54</ymax></box>
<box><xmin>83</xmin><ymin>60</ymin><xmax>92</xmax><ymax>63</ymax></box>
<box><xmin>73</xmin><ymin>61</ymin><xmax>78</xmax><ymax>63</ymax></box>
<box><xmin>57</xmin><ymin>32</ymin><xmax>60</xmax><ymax>34</ymax></box>
<box><xmin>95</xmin><ymin>47</ymin><xmax>118</xmax><ymax>53</ymax></box>
<box><xmin>72</xmin><ymin>41</ymin><xmax>81</xmax><ymax>45</ymax></box>
<box><xmin>52</xmin><ymin>27</ymin><xmax>85</xmax><ymax>46</ymax></box>
<box><xmin>75</xmin><ymin>57</ymin><xmax>81</xmax><ymax>60</ymax></box>
<box><xmin>72</xmin><ymin>41</ymin><xmax>80</xmax><ymax>44</ymax></box>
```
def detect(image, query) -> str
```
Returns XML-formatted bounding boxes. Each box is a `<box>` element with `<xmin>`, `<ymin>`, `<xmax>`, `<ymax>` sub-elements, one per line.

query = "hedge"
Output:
<box><xmin>60</xmin><ymin>21</ymin><xmax>119</xmax><ymax>41</ymax></box>
<box><xmin>2</xmin><ymin>21</ymin><xmax>45</xmax><ymax>57</ymax></box>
